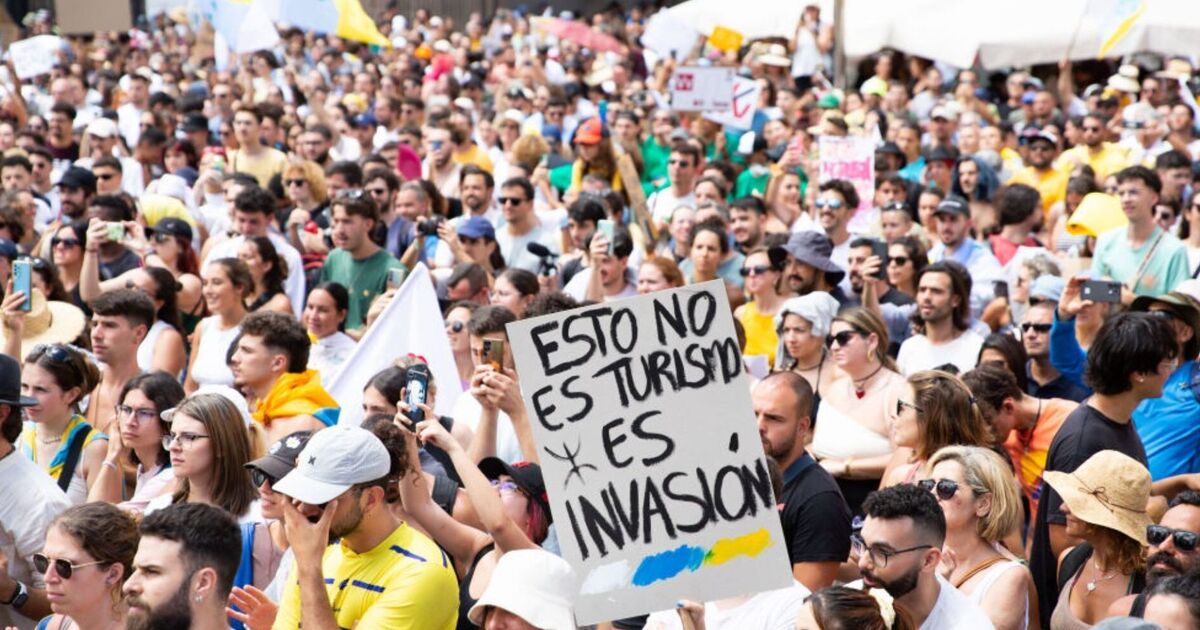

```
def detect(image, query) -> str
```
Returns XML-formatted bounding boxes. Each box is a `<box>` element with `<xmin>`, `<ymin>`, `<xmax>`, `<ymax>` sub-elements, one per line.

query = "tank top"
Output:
<box><xmin>190</xmin><ymin>317</ymin><xmax>241</xmax><ymax>388</ymax></box>
<box><xmin>457</xmin><ymin>543</ymin><xmax>496</xmax><ymax>629</ymax></box>
<box><xmin>136</xmin><ymin>319</ymin><xmax>172</xmax><ymax>373</ymax></box>
<box><xmin>966</xmin><ymin>559</ymin><xmax>1028</xmax><ymax>630</ymax></box>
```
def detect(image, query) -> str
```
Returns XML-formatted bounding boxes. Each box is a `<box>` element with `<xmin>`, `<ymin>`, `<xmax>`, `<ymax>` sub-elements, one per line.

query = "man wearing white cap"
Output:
<box><xmin>76</xmin><ymin>118</ymin><xmax>144</xmax><ymax>197</ymax></box>
<box><xmin>272</xmin><ymin>424</ymin><xmax>458</xmax><ymax>630</ymax></box>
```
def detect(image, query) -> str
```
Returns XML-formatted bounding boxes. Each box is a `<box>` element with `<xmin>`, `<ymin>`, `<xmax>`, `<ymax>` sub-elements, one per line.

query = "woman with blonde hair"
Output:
<box><xmin>812</xmin><ymin>307</ymin><xmax>907</xmax><ymax>515</ymax></box>
<box><xmin>636</xmin><ymin>256</ymin><xmax>685</xmax><ymax>295</ymax></box>
<box><xmin>924</xmin><ymin>446</ymin><xmax>1034</xmax><ymax>630</ymax></box>
<box><xmin>281</xmin><ymin>159</ymin><xmax>330</xmax><ymax>256</ymax></box>
<box><xmin>883</xmin><ymin>370</ymin><xmax>994</xmax><ymax>488</ymax></box>
<box><xmin>34</xmin><ymin>503</ymin><xmax>140</xmax><ymax>630</ymax></box>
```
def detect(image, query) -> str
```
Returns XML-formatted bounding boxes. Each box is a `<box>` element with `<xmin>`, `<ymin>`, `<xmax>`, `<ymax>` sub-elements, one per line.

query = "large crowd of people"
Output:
<box><xmin>1</xmin><ymin>3</ymin><xmax>1200</xmax><ymax>629</ymax></box>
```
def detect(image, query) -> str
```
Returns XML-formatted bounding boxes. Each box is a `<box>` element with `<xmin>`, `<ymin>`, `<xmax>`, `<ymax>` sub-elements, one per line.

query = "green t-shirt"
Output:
<box><xmin>735</xmin><ymin>169</ymin><xmax>770</xmax><ymax>198</ymax></box>
<box><xmin>319</xmin><ymin>248</ymin><xmax>405</xmax><ymax>330</ymax></box>
<box><xmin>641</xmin><ymin>136</ymin><xmax>670</xmax><ymax>189</ymax></box>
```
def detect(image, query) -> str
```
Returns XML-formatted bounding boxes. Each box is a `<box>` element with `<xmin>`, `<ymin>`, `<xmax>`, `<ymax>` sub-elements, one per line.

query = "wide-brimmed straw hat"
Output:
<box><xmin>1042</xmin><ymin>450</ymin><xmax>1152</xmax><ymax>545</ymax></box>
<box><xmin>0</xmin><ymin>288</ymin><xmax>87</xmax><ymax>359</ymax></box>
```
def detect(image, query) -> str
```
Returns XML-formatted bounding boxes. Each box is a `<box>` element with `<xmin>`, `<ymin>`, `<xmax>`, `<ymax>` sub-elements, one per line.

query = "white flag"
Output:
<box><xmin>327</xmin><ymin>263</ymin><xmax>463</xmax><ymax>427</ymax></box>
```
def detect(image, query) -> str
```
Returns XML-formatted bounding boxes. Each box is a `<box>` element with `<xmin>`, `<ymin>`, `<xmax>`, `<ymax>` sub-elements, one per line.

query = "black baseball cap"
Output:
<box><xmin>934</xmin><ymin>195</ymin><xmax>970</xmax><ymax>217</ymax></box>
<box><xmin>148</xmin><ymin>217</ymin><xmax>194</xmax><ymax>241</ymax></box>
<box><xmin>479</xmin><ymin>457</ymin><xmax>551</xmax><ymax>523</ymax></box>
<box><xmin>182</xmin><ymin>113</ymin><xmax>209</xmax><ymax>133</ymax></box>
<box><xmin>57</xmin><ymin>167</ymin><xmax>97</xmax><ymax>193</ymax></box>
<box><xmin>246</xmin><ymin>430</ymin><xmax>314</xmax><ymax>482</ymax></box>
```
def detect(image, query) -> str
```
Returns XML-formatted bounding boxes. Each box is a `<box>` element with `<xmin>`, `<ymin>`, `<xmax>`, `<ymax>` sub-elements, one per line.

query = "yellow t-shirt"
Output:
<box><xmin>1054</xmin><ymin>142</ymin><xmax>1131</xmax><ymax>183</ymax></box>
<box><xmin>452</xmin><ymin>143</ymin><xmax>495</xmax><ymax>173</ymax></box>
<box><xmin>272</xmin><ymin>523</ymin><xmax>458</xmax><ymax>630</ymax></box>
<box><xmin>229</xmin><ymin>147</ymin><xmax>288</xmax><ymax>188</ymax></box>
<box><xmin>737</xmin><ymin>301</ymin><xmax>778</xmax><ymax>367</ymax></box>
<box><xmin>1008</xmin><ymin>166</ymin><xmax>1069</xmax><ymax>219</ymax></box>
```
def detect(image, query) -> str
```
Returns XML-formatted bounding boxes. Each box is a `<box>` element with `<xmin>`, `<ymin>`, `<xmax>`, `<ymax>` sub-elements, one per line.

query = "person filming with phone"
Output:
<box><xmin>84</xmin><ymin>196</ymin><xmax>142</xmax><ymax>281</ymax></box>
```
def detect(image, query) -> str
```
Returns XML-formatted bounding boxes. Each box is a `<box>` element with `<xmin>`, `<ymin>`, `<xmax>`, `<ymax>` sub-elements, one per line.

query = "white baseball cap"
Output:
<box><xmin>85</xmin><ymin>117</ymin><xmax>119</xmax><ymax>139</ymax></box>
<box><xmin>468</xmin><ymin>549</ymin><xmax>578</xmax><ymax>629</ymax></box>
<box><xmin>272</xmin><ymin>425</ymin><xmax>390</xmax><ymax>505</ymax></box>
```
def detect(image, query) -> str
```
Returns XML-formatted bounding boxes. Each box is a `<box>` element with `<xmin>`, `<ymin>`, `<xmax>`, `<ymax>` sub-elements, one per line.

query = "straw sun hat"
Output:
<box><xmin>0</xmin><ymin>288</ymin><xmax>87</xmax><ymax>359</ymax></box>
<box><xmin>1042</xmin><ymin>450</ymin><xmax>1152</xmax><ymax>545</ymax></box>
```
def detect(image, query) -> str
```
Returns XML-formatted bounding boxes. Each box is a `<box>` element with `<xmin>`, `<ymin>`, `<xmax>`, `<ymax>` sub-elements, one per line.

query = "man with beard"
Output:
<box><xmin>123</xmin><ymin>502</ymin><xmax>241</xmax><ymax>630</ymax></box>
<box><xmin>320</xmin><ymin>193</ymin><xmax>404</xmax><ymax>332</ymax></box>
<box><xmin>1055</xmin><ymin>113</ymin><xmax>1131</xmax><ymax>182</ymax></box>
<box><xmin>854</xmin><ymin>484</ymin><xmax>992</xmax><ymax>629</ymax></box>
<box><xmin>297</xmin><ymin>125</ymin><xmax>335</xmax><ymax>169</ymax></box>
<box><xmin>846</xmin><ymin>237</ymin><xmax>911</xmax><ymax>308</ymax></box>
<box><xmin>729</xmin><ymin>196</ymin><xmax>767</xmax><ymax>254</ymax></box>
<box><xmin>897</xmin><ymin>261</ymin><xmax>984</xmax><ymax>375</ymax></box>
<box><xmin>272</xmin><ymin>424</ymin><xmax>458</xmax><ymax>629</ymax></box>
<box><xmin>33</xmin><ymin>166</ymin><xmax>94</xmax><ymax>258</ymax></box>
<box><xmin>930</xmin><ymin>195</ymin><xmax>1003</xmax><ymax>318</ymax></box>
<box><xmin>768</xmin><ymin>231</ymin><xmax>852</xmax><ymax>307</ymax></box>
<box><xmin>814</xmin><ymin>179</ymin><xmax>857</xmax><ymax>283</ymax></box>
<box><xmin>1103</xmin><ymin>491</ymin><xmax>1200</xmax><ymax>618</ymax></box>
<box><xmin>453</xmin><ymin>165</ymin><xmax>498</xmax><ymax>226</ymax></box>
<box><xmin>423</xmin><ymin>124</ymin><xmax>463</xmax><ymax>200</ymax></box>
<box><xmin>751</xmin><ymin>372</ymin><xmax>851</xmax><ymax>592</ymax></box>
<box><xmin>229</xmin><ymin>311</ymin><xmax>333</xmax><ymax>446</ymax></box>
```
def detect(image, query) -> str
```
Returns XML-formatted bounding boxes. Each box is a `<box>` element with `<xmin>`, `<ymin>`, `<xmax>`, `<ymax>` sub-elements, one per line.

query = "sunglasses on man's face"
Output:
<box><xmin>1147</xmin><ymin>524</ymin><xmax>1200</xmax><ymax>551</ymax></box>
<box><xmin>1021</xmin><ymin>322</ymin><xmax>1052</xmax><ymax>334</ymax></box>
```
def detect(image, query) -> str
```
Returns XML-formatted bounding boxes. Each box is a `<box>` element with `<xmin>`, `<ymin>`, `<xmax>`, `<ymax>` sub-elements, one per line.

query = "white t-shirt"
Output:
<box><xmin>921</xmin><ymin>574</ymin><xmax>996</xmax><ymax>630</ymax></box>
<box><xmin>896</xmin><ymin>329</ymin><xmax>985</xmax><ymax>376</ymax></box>
<box><xmin>204</xmin><ymin>233</ymin><xmax>306</xmax><ymax>319</ymax></box>
<box><xmin>648</xmin><ymin>187</ymin><xmax>696</xmax><ymax>224</ymax></box>
<box><xmin>563</xmin><ymin>266</ymin><xmax>638</xmax><ymax>302</ymax></box>
<box><xmin>0</xmin><ymin>449</ymin><xmax>72</xmax><ymax>630</ymax></box>
<box><xmin>644</xmin><ymin>582</ymin><xmax>809</xmax><ymax>630</ymax></box>
<box><xmin>494</xmin><ymin>222</ymin><xmax>561</xmax><ymax>274</ymax></box>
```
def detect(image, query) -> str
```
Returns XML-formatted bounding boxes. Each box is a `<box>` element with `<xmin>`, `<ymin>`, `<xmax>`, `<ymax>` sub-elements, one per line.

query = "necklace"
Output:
<box><xmin>852</xmin><ymin>362</ymin><xmax>885</xmax><ymax>399</ymax></box>
<box><xmin>1085</xmin><ymin>559</ymin><xmax>1118</xmax><ymax>594</ymax></box>
<box><xmin>794</xmin><ymin>349</ymin><xmax>826</xmax><ymax>373</ymax></box>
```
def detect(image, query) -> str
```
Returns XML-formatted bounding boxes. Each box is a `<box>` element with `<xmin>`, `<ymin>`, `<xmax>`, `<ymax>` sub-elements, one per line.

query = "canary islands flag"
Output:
<box><xmin>278</xmin><ymin>0</ymin><xmax>389</xmax><ymax>47</ymax></box>
<box><xmin>1095</xmin><ymin>0</ymin><xmax>1147</xmax><ymax>58</ymax></box>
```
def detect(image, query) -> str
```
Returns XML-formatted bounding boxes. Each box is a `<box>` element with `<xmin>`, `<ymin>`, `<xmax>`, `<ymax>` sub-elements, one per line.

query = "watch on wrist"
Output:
<box><xmin>4</xmin><ymin>580</ymin><xmax>27</xmax><ymax>608</ymax></box>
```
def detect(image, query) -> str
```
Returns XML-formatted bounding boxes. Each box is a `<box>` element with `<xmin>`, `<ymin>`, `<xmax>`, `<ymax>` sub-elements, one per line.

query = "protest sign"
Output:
<box><xmin>8</xmin><ymin>36</ymin><xmax>62</xmax><ymax>80</ymax></box>
<box><xmin>641</xmin><ymin>11</ymin><xmax>702</xmax><ymax>62</ymax></box>
<box><xmin>708</xmin><ymin>25</ymin><xmax>744</xmax><ymax>53</ymax></box>
<box><xmin>507</xmin><ymin>281</ymin><xmax>792</xmax><ymax>624</ymax></box>
<box><xmin>669</xmin><ymin>66</ymin><xmax>735</xmax><ymax>111</ymax></box>
<box><xmin>55</xmin><ymin>0</ymin><xmax>132</xmax><ymax>33</ymax></box>
<box><xmin>703</xmin><ymin>76</ymin><xmax>760</xmax><ymax>130</ymax></box>
<box><xmin>819</xmin><ymin>136</ymin><xmax>877</xmax><ymax>233</ymax></box>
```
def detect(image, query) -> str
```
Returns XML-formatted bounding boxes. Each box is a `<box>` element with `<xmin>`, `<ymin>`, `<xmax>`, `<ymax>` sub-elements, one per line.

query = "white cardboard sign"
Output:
<box><xmin>669</xmin><ymin>66</ymin><xmax>735</xmax><ymax>112</ymax></box>
<box><xmin>506</xmin><ymin>281</ymin><xmax>792</xmax><ymax>625</ymax></box>
<box><xmin>703</xmin><ymin>76</ymin><xmax>761</xmax><ymax>130</ymax></box>
<box><xmin>8</xmin><ymin>36</ymin><xmax>62</xmax><ymax>80</ymax></box>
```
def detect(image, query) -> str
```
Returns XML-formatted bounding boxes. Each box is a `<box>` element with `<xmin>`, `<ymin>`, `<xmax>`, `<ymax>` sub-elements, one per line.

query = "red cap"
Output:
<box><xmin>574</xmin><ymin>118</ymin><xmax>603</xmax><ymax>145</ymax></box>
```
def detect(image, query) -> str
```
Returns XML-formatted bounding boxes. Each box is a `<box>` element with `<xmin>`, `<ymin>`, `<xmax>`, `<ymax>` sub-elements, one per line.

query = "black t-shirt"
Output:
<box><xmin>1028</xmin><ymin>403</ymin><xmax>1147</xmax><ymax>628</ymax></box>
<box><xmin>780</xmin><ymin>452</ymin><xmax>853</xmax><ymax>565</ymax></box>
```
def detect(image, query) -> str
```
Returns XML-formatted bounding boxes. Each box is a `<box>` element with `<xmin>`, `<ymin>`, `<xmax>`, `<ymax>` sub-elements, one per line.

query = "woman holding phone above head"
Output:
<box><xmin>303</xmin><ymin>282</ymin><xmax>356</xmax><ymax>388</ymax></box>
<box><xmin>811</xmin><ymin>307</ymin><xmax>907</xmax><ymax>516</ymax></box>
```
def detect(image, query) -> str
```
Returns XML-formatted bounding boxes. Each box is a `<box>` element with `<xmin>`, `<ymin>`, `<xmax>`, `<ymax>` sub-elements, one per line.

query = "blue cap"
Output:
<box><xmin>352</xmin><ymin>113</ymin><xmax>378</xmax><ymax>128</ymax></box>
<box><xmin>0</xmin><ymin>238</ymin><xmax>16</xmax><ymax>260</ymax></box>
<box><xmin>458</xmin><ymin>216</ymin><xmax>495</xmax><ymax>240</ymax></box>
<box><xmin>1030</xmin><ymin>275</ymin><xmax>1066</xmax><ymax>303</ymax></box>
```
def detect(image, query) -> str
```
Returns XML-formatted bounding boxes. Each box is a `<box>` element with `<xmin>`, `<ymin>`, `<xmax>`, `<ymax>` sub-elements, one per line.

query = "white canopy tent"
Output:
<box><xmin>659</xmin><ymin>0</ymin><xmax>1200</xmax><ymax>69</ymax></box>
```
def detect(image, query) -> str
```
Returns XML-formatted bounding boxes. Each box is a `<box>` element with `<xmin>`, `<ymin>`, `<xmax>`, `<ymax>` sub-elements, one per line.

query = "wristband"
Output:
<box><xmin>3</xmin><ymin>580</ymin><xmax>26</xmax><ymax>608</ymax></box>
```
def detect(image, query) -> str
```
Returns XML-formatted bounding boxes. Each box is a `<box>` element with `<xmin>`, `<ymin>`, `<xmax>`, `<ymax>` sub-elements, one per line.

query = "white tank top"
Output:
<box><xmin>137</xmin><ymin>320</ymin><xmax>172</xmax><ymax>373</ymax></box>
<box><xmin>190</xmin><ymin>317</ymin><xmax>241</xmax><ymax>388</ymax></box>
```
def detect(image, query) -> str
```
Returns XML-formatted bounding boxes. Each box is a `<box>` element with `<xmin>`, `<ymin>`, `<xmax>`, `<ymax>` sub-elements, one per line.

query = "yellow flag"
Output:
<box><xmin>1097</xmin><ymin>0</ymin><xmax>1146</xmax><ymax>58</ymax></box>
<box><xmin>335</xmin><ymin>0</ymin><xmax>389</xmax><ymax>47</ymax></box>
<box><xmin>708</xmin><ymin>26</ymin><xmax>743</xmax><ymax>53</ymax></box>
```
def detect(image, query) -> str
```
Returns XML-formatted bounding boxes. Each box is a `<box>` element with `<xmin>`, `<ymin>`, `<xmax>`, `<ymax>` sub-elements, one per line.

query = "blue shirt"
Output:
<box><xmin>1048</xmin><ymin>311</ymin><xmax>1090</xmax><ymax>393</ymax></box>
<box><xmin>1133</xmin><ymin>360</ymin><xmax>1200</xmax><ymax>480</ymax></box>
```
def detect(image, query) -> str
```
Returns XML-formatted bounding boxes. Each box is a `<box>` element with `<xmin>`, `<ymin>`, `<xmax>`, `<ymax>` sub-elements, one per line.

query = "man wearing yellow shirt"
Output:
<box><xmin>272</xmin><ymin>425</ymin><xmax>458</xmax><ymax>630</ymax></box>
<box><xmin>228</xmin><ymin>105</ymin><xmax>288</xmax><ymax>188</ymax></box>
<box><xmin>1009</xmin><ymin>128</ymin><xmax>1069</xmax><ymax>219</ymax></box>
<box><xmin>1054</xmin><ymin>113</ymin><xmax>1131</xmax><ymax>182</ymax></box>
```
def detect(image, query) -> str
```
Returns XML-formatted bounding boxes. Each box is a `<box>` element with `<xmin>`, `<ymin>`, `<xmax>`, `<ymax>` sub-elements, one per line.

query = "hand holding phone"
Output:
<box><xmin>387</xmin><ymin>268</ymin><xmax>407</xmax><ymax>290</ymax></box>
<box><xmin>12</xmin><ymin>259</ymin><xmax>30</xmax><ymax>312</ymax></box>
<box><xmin>596</xmin><ymin>219</ymin><xmax>615</xmax><ymax>256</ymax></box>
<box><xmin>482</xmin><ymin>339</ymin><xmax>505</xmax><ymax>372</ymax></box>
<box><xmin>404</xmin><ymin>363</ymin><xmax>431</xmax><ymax>424</ymax></box>
<box><xmin>1080</xmin><ymin>279</ymin><xmax>1122</xmax><ymax>303</ymax></box>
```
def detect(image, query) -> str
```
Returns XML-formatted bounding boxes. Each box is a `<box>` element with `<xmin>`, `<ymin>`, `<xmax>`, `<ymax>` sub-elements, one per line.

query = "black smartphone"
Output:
<box><xmin>869</xmin><ymin>240</ymin><xmax>888</xmax><ymax>279</ymax></box>
<box><xmin>1081</xmin><ymin>279</ymin><xmax>1122</xmax><ymax>303</ymax></box>
<box><xmin>404</xmin><ymin>363</ymin><xmax>431</xmax><ymax>424</ymax></box>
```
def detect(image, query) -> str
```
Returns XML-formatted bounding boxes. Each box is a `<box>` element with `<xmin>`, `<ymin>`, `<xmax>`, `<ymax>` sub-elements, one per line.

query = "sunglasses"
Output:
<box><xmin>824</xmin><ymin>330</ymin><xmax>860</xmax><ymax>348</ymax></box>
<box><xmin>739</xmin><ymin>264</ymin><xmax>773</xmax><ymax>277</ymax></box>
<box><xmin>917</xmin><ymin>478</ymin><xmax>964</xmax><ymax>501</ymax></box>
<box><xmin>1028</xmin><ymin>144</ymin><xmax>1054</xmax><ymax>152</ymax></box>
<box><xmin>250</xmin><ymin>468</ymin><xmax>278</xmax><ymax>489</ymax></box>
<box><xmin>498</xmin><ymin>196</ymin><xmax>527</xmax><ymax>206</ymax></box>
<box><xmin>33</xmin><ymin>553</ymin><xmax>105</xmax><ymax>579</ymax></box>
<box><xmin>888</xmin><ymin>256</ymin><xmax>910</xmax><ymax>266</ymax></box>
<box><xmin>285</xmin><ymin>179</ymin><xmax>307</xmax><ymax>187</ymax></box>
<box><xmin>1021</xmin><ymin>322</ymin><xmax>1052</xmax><ymax>334</ymax></box>
<box><xmin>1150</xmin><ymin>309</ymin><xmax>1180</xmax><ymax>323</ymax></box>
<box><xmin>50</xmin><ymin>237</ymin><xmax>81</xmax><ymax>249</ymax></box>
<box><xmin>896</xmin><ymin>399</ymin><xmax>924</xmax><ymax>415</ymax></box>
<box><xmin>336</xmin><ymin>189</ymin><xmax>367</xmax><ymax>201</ymax></box>
<box><xmin>31</xmin><ymin>344</ymin><xmax>72</xmax><ymax>364</ymax></box>
<box><xmin>446</xmin><ymin>321</ymin><xmax>465</xmax><ymax>333</ymax></box>
<box><xmin>814</xmin><ymin>199</ymin><xmax>845</xmax><ymax>210</ymax></box>
<box><xmin>1147</xmin><ymin>524</ymin><xmax>1200</xmax><ymax>551</ymax></box>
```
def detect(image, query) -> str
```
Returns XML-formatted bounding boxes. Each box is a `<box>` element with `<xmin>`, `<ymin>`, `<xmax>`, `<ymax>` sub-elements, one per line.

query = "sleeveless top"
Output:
<box><xmin>811</xmin><ymin>401</ymin><xmax>892</xmax><ymax>461</ymax></box>
<box><xmin>137</xmin><ymin>319</ymin><xmax>172</xmax><ymax>372</ymax></box>
<box><xmin>457</xmin><ymin>543</ymin><xmax>496</xmax><ymax>629</ymax></box>
<box><xmin>738</xmin><ymin>301</ymin><xmax>779</xmax><ymax>367</ymax></box>
<box><xmin>966</xmin><ymin>559</ymin><xmax>1028</xmax><ymax>630</ymax></box>
<box><xmin>21</xmin><ymin>416</ymin><xmax>105</xmax><ymax>505</ymax></box>
<box><xmin>190</xmin><ymin>317</ymin><xmax>241</xmax><ymax>388</ymax></box>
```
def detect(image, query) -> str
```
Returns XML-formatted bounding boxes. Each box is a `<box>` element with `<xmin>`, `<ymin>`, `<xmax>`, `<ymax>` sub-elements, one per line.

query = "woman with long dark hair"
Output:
<box><xmin>882</xmin><ymin>370</ymin><xmax>994</xmax><ymax>487</ymax></box>
<box><xmin>144</xmin><ymin>219</ymin><xmax>202</xmax><ymax>332</ymax></box>
<box><xmin>239</xmin><ymin>235</ymin><xmax>292</xmax><ymax>315</ymax></box>
<box><xmin>87</xmin><ymin>372</ymin><xmax>185</xmax><ymax>512</ymax></box>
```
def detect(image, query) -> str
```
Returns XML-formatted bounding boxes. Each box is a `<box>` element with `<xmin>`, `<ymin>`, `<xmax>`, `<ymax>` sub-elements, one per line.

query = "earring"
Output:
<box><xmin>1137</xmin><ymin>377</ymin><xmax>1145</xmax><ymax>383</ymax></box>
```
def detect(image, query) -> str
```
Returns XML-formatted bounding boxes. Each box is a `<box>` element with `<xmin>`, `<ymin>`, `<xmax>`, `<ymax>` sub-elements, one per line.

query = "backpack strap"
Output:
<box><xmin>56</xmin><ymin>428</ymin><xmax>90</xmax><ymax>493</ymax></box>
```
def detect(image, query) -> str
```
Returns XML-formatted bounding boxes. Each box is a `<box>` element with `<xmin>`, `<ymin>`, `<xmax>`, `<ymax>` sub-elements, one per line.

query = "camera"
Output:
<box><xmin>417</xmin><ymin>216</ymin><xmax>444</xmax><ymax>237</ymax></box>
